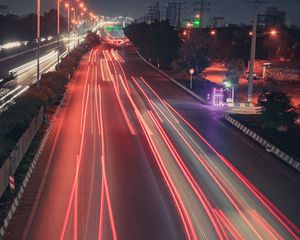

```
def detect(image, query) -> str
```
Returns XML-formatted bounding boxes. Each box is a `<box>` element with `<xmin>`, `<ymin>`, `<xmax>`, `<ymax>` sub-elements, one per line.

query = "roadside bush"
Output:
<box><xmin>85</xmin><ymin>31</ymin><xmax>100</xmax><ymax>48</ymax></box>
<box><xmin>257</xmin><ymin>91</ymin><xmax>299</xmax><ymax>131</ymax></box>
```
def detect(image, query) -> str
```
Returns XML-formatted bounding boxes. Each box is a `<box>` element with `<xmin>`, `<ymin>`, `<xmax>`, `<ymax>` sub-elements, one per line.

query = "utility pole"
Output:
<box><xmin>194</xmin><ymin>0</ymin><xmax>209</xmax><ymax>28</ymax></box>
<box><xmin>246</xmin><ymin>0</ymin><xmax>267</xmax><ymax>102</ymax></box>
<box><xmin>247</xmin><ymin>1</ymin><xmax>258</xmax><ymax>102</ymax></box>
<box><xmin>176</xmin><ymin>2</ymin><xmax>185</xmax><ymax>29</ymax></box>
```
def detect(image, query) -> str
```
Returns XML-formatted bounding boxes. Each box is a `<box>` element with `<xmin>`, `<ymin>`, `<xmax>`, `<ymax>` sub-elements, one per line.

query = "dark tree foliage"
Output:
<box><xmin>224</xmin><ymin>59</ymin><xmax>245</xmax><ymax>86</ymax></box>
<box><xmin>257</xmin><ymin>91</ymin><xmax>299</xmax><ymax>130</ymax></box>
<box><xmin>263</xmin><ymin>26</ymin><xmax>300</xmax><ymax>62</ymax></box>
<box><xmin>204</xmin><ymin>26</ymin><xmax>252</xmax><ymax>62</ymax></box>
<box><xmin>195</xmin><ymin>25</ymin><xmax>300</xmax><ymax>63</ymax></box>
<box><xmin>124</xmin><ymin>21</ymin><xmax>180</xmax><ymax>68</ymax></box>
<box><xmin>173</xmin><ymin>29</ymin><xmax>210</xmax><ymax>78</ymax></box>
<box><xmin>0</xmin><ymin>9</ymin><xmax>67</xmax><ymax>44</ymax></box>
<box><xmin>85</xmin><ymin>31</ymin><xmax>100</xmax><ymax>47</ymax></box>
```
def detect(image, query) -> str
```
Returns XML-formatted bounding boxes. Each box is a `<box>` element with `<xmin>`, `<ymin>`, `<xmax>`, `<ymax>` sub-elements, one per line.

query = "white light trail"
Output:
<box><xmin>0</xmin><ymin>86</ymin><xmax>30</xmax><ymax>110</ymax></box>
<box><xmin>0</xmin><ymin>86</ymin><xmax>22</xmax><ymax>102</ymax></box>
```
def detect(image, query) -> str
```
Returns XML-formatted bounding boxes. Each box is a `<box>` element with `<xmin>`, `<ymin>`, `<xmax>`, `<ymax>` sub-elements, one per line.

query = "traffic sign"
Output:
<box><xmin>9</xmin><ymin>175</ymin><xmax>15</xmax><ymax>191</ymax></box>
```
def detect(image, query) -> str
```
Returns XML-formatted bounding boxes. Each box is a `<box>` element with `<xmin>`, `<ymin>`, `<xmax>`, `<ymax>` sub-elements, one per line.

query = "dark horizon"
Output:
<box><xmin>2</xmin><ymin>0</ymin><xmax>300</xmax><ymax>25</ymax></box>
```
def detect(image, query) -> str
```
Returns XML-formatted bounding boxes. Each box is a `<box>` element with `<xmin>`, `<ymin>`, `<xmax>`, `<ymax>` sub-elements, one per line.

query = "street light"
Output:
<box><xmin>210</xmin><ymin>30</ymin><xmax>216</xmax><ymax>36</ymax></box>
<box><xmin>247</xmin><ymin>26</ymin><xmax>279</xmax><ymax>102</ymax></box>
<box><xmin>36</xmin><ymin>0</ymin><xmax>41</xmax><ymax>89</ymax></box>
<box><xmin>71</xmin><ymin>7</ymin><xmax>79</xmax><ymax>46</ymax></box>
<box><xmin>247</xmin><ymin>2</ymin><xmax>259</xmax><ymax>103</ymax></box>
<box><xmin>65</xmin><ymin>2</ymin><xmax>70</xmax><ymax>53</ymax></box>
<box><xmin>186</xmin><ymin>22</ymin><xmax>192</xmax><ymax>28</ymax></box>
<box><xmin>270</xmin><ymin>29</ymin><xmax>278</xmax><ymax>36</ymax></box>
<box><xmin>189</xmin><ymin>68</ymin><xmax>195</xmax><ymax>89</ymax></box>
<box><xmin>79</xmin><ymin>2</ymin><xmax>84</xmax><ymax>9</ymax></box>
<box><xmin>57</xmin><ymin>0</ymin><xmax>61</xmax><ymax>68</ymax></box>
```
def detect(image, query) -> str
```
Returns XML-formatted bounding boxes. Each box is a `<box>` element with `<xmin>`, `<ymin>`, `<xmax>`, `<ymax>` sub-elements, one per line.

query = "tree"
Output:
<box><xmin>223</xmin><ymin>59</ymin><xmax>245</xmax><ymax>102</ymax></box>
<box><xmin>257</xmin><ymin>91</ymin><xmax>299</xmax><ymax>131</ymax></box>
<box><xmin>124</xmin><ymin>21</ymin><xmax>180</xmax><ymax>68</ymax></box>
<box><xmin>174</xmin><ymin>30</ymin><xmax>210</xmax><ymax>79</ymax></box>
<box><xmin>224</xmin><ymin>59</ymin><xmax>245</xmax><ymax>86</ymax></box>
<box><xmin>85</xmin><ymin>31</ymin><xmax>100</xmax><ymax>48</ymax></box>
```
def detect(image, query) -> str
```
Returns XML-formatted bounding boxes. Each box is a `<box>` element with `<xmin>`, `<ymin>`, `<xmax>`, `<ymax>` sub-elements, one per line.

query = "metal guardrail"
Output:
<box><xmin>225</xmin><ymin>115</ymin><xmax>300</xmax><ymax>173</ymax></box>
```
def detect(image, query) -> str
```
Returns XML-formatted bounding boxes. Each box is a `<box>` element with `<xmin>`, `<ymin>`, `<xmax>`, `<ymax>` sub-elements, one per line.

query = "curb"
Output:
<box><xmin>227</xmin><ymin>102</ymin><xmax>255</xmax><ymax>108</ymax></box>
<box><xmin>135</xmin><ymin>50</ymin><xmax>207</xmax><ymax>104</ymax></box>
<box><xmin>0</xmin><ymin>85</ymin><xmax>69</xmax><ymax>239</ymax></box>
<box><xmin>225</xmin><ymin>115</ymin><xmax>300</xmax><ymax>173</ymax></box>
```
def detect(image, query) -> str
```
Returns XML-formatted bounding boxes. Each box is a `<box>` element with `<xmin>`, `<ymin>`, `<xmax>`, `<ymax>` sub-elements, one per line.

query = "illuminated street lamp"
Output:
<box><xmin>247</xmin><ymin>25</ymin><xmax>279</xmax><ymax>102</ymax></box>
<box><xmin>186</xmin><ymin>22</ymin><xmax>192</xmax><ymax>28</ymax></box>
<box><xmin>210</xmin><ymin>30</ymin><xmax>216</xmax><ymax>36</ymax></box>
<box><xmin>36</xmin><ymin>0</ymin><xmax>41</xmax><ymax>89</ymax></box>
<box><xmin>65</xmin><ymin>1</ymin><xmax>70</xmax><ymax>53</ymax></box>
<box><xmin>189</xmin><ymin>68</ymin><xmax>195</xmax><ymax>89</ymax></box>
<box><xmin>57</xmin><ymin>0</ymin><xmax>61</xmax><ymax>68</ymax></box>
<box><xmin>71</xmin><ymin>7</ymin><xmax>79</xmax><ymax>46</ymax></box>
<box><xmin>270</xmin><ymin>29</ymin><xmax>278</xmax><ymax>36</ymax></box>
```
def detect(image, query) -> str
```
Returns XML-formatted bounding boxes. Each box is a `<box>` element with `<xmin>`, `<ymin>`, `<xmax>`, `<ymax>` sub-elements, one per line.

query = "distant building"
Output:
<box><xmin>258</xmin><ymin>7</ymin><xmax>286</xmax><ymax>28</ymax></box>
<box><xmin>0</xmin><ymin>5</ymin><xmax>8</xmax><ymax>16</ymax></box>
<box><xmin>147</xmin><ymin>2</ymin><xmax>160</xmax><ymax>24</ymax></box>
<box><xmin>166</xmin><ymin>2</ymin><xmax>177</xmax><ymax>27</ymax></box>
<box><xmin>137</xmin><ymin>16</ymin><xmax>148</xmax><ymax>23</ymax></box>
<box><xmin>210</xmin><ymin>17</ymin><xmax>227</xmax><ymax>28</ymax></box>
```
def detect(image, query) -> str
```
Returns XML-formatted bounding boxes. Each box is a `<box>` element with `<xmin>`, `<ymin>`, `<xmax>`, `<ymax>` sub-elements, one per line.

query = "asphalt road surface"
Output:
<box><xmin>4</xmin><ymin>46</ymin><xmax>184</xmax><ymax>240</ymax></box>
<box><xmin>4</xmin><ymin>43</ymin><xmax>300</xmax><ymax>239</ymax></box>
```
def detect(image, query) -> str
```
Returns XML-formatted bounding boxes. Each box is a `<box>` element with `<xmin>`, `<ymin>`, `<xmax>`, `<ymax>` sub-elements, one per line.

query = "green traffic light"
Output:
<box><xmin>193</xmin><ymin>19</ymin><xmax>201</xmax><ymax>27</ymax></box>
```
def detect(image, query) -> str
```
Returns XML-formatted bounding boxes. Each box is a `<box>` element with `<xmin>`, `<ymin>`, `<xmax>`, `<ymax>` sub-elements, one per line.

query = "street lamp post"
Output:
<box><xmin>72</xmin><ymin>7</ymin><xmax>78</xmax><ymax>47</ymax></box>
<box><xmin>36</xmin><ymin>0</ymin><xmax>40</xmax><ymax>89</ymax></box>
<box><xmin>189</xmin><ymin>68</ymin><xmax>195</xmax><ymax>90</ymax></box>
<box><xmin>247</xmin><ymin>27</ymin><xmax>278</xmax><ymax>102</ymax></box>
<box><xmin>57</xmin><ymin>0</ymin><xmax>60</xmax><ymax>68</ymax></box>
<box><xmin>65</xmin><ymin>2</ymin><xmax>70</xmax><ymax>53</ymax></box>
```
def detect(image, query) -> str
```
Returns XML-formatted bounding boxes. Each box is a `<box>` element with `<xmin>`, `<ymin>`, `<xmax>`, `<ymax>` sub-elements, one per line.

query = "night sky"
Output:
<box><xmin>2</xmin><ymin>0</ymin><xmax>300</xmax><ymax>25</ymax></box>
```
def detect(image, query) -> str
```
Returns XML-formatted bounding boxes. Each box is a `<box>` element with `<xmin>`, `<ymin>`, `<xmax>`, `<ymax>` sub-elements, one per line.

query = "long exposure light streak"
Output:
<box><xmin>136</xmin><ymin>75</ymin><xmax>300</xmax><ymax>239</ymax></box>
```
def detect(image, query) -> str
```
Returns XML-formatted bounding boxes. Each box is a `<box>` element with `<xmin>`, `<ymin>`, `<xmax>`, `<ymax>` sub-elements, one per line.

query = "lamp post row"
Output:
<box><xmin>37</xmin><ymin>0</ymin><xmax>40</xmax><ymax>89</ymax></box>
<box><xmin>57</xmin><ymin>0</ymin><xmax>60</xmax><ymax>70</ymax></box>
<box><xmin>36</xmin><ymin>0</ymin><xmax>95</xmax><ymax>88</ymax></box>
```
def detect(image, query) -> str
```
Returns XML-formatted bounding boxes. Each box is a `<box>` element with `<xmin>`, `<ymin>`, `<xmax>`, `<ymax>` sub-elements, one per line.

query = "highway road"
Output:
<box><xmin>121</xmin><ymin>45</ymin><xmax>300</xmax><ymax>237</ymax></box>
<box><xmin>4</xmin><ymin>43</ymin><xmax>300</xmax><ymax>239</ymax></box>
<box><xmin>0</xmin><ymin>37</ymin><xmax>83</xmax><ymax>112</ymax></box>
<box><xmin>4</xmin><ymin>46</ymin><xmax>185</xmax><ymax>240</ymax></box>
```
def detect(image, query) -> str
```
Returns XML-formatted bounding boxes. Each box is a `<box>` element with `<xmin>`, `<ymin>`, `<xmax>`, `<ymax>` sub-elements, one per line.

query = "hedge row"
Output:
<box><xmin>0</xmin><ymin>32</ymin><xmax>100</xmax><ymax>167</ymax></box>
